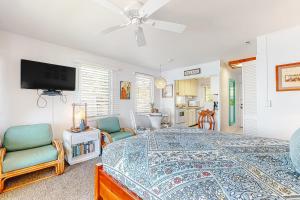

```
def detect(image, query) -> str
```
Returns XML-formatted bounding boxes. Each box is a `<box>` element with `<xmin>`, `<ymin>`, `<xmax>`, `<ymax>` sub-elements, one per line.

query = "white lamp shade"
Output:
<box><xmin>155</xmin><ymin>77</ymin><xmax>167</xmax><ymax>89</ymax></box>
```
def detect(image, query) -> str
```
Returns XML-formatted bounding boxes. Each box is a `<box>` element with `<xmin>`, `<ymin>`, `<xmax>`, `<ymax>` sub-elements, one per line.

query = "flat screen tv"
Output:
<box><xmin>21</xmin><ymin>59</ymin><xmax>76</xmax><ymax>91</ymax></box>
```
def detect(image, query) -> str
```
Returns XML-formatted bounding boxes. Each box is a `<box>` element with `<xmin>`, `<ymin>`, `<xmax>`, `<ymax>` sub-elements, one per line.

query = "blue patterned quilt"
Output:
<box><xmin>102</xmin><ymin>128</ymin><xmax>300</xmax><ymax>200</ymax></box>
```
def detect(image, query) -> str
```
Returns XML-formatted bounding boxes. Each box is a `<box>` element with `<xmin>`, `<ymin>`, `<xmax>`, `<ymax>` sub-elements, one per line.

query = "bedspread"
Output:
<box><xmin>102</xmin><ymin>128</ymin><xmax>300</xmax><ymax>200</ymax></box>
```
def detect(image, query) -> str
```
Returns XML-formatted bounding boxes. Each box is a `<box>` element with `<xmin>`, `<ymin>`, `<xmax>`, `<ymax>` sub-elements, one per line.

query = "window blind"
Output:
<box><xmin>79</xmin><ymin>64</ymin><xmax>113</xmax><ymax>118</ymax></box>
<box><xmin>135</xmin><ymin>73</ymin><xmax>154</xmax><ymax>113</ymax></box>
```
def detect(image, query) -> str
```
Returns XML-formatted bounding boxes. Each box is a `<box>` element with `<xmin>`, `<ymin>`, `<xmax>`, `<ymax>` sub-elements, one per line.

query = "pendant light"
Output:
<box><xmin>155</xmin><ymin>64</ymin><xmax>167</xmax><ymax>89</ymax></box>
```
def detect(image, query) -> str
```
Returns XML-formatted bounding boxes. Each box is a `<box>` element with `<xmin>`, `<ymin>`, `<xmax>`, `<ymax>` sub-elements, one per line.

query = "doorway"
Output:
<box><xmin>228</xmin><ymin>57</ymin><xmax>257</xmax><ymax>135</ymax></box>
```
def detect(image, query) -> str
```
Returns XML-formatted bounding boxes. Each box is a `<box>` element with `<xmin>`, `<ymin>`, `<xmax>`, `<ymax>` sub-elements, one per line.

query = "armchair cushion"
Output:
<box><xmin>97</xmin><ymin>117</ymin><xmax>121</xmax><ymax>133</ymax></box>
<box><xmin>110</xmin><ymin>131</ymin><xmax>134</xmax><ymax>142</ymax></box>
<box><xmin>3</xmin><ymin>124</ymin><xmax>52</xmax><ymax>152</ymax></box>
<box><xmin>2</xmin><ymin>145</ymin><xmax>58</xmax><ymax>173</ymax></box>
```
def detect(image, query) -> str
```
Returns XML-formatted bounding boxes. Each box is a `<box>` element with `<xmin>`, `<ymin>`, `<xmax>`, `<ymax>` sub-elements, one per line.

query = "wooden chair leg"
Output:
<box><xmin>55</xmin><ymin>165</ymin><xmax>60</xmax><ymax>175</ymax></box>
<box><xmin>60</xmin><ymin>160</ymin><xmax>65</xmax><ymax>174</ymax></box>
<box><xmin>55</xmin><ymin>161</ymin><xmax>64</xmax><ymax>175</ymax></box>
<box><xmin>0</xmin><ymin>178</ymin><xmax>5</xmax><ymax>193</ymax></box>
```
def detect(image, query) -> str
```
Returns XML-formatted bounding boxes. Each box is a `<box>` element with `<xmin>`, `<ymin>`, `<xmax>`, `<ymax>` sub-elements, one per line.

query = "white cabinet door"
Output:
<box><xmin>191</xmin><ymin>79</ymin><xmax>198</xmax><ymax>96</ymax></box>
<box><xmin>175</xmin><ymin>80</ymin><xmax>179</xmax><ymax>95</ymax></box>
<box><xmin>187</xmin><ymin>109</ymin><xmax>196</xmax><ymax>126</ymax></box>
<box><xmin>178</xmin><ymin>80</ymin><xmax>185</xmax><ymax>96</ymax></box>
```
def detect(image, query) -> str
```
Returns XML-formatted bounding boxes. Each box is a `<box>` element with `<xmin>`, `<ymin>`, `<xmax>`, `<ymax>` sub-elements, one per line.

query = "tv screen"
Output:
<box><xmin>21</xmin><ymin>59</ymin><xmax>76</xmax><ymax>91</ymax></box>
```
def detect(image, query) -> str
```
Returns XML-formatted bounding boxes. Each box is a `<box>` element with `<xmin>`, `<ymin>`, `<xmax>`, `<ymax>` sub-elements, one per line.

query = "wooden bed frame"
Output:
<box><xmin>94</xmin><ymin>164</ymin><xmax>141</xmax><ymax>200</ymax></box>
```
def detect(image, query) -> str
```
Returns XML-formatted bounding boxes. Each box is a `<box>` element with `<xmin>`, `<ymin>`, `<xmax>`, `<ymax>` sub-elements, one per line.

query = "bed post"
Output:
<box><xmin>94</xmin><ymin>164</ymin><xmax>103</xmax><ymax>200</ymax></box>
<box><xmin>94</xmin><ymin>163</ymin><xmax>141</xmax><ymax>200</ymax></box>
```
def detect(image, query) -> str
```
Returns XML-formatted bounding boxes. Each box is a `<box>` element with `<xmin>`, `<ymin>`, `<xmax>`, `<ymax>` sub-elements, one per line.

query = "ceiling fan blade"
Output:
<box><xmin>101</xmin><ymin>24</ymin><xmax>128</xmax><ymax>34</ymax></box>
<box><xmin>139</xmin><ymin>0</ymin><xmax>171</xmax><ymax>18</ymax></box>
<box><xmin>135</xmin><ymin>27</ymin><xmax>146</xmax><ymax>47</ymax></box>
<box><xmin>93</xmin><ymin>0</ymin><xmax>129</xmax><ymax>20</ymax></box>
<box><xmin>146</xmin><ymin>19</ymin><xmax>186</xmax><ymax>33</ymax></box>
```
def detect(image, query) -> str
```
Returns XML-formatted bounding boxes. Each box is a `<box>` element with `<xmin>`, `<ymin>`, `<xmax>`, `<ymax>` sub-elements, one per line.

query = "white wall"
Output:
<box><xmin>220</xmin><ymin>63</ymin><xmax>242</xmax><ymax>133</ymax></box>
<box><xmin>0</xmin><ymin>31</ymin><xmax>160</xmax><ymax>139</ymax></box>
<box><xmin>161</xmin><ymin>61</ymin><xmax>221</xmax><ymax>129</ymax></box>
<box><xmin>256</xmin><ymin>26</ymin><xmax>300</xmax><ymax>140</ymax></box>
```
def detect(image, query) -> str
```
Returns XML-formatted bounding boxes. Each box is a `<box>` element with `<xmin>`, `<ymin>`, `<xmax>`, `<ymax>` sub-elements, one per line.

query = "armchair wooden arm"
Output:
<box><xmin>52</xmin><ymin>139</ymin><xmax>64</xmax><ymax>175</ymax></box>
<box><xmin>0</xmin><ymin>148</ymin><xmax>6</xmax><ymax>176</ymax></box>
<box><xmin>0</xmin><ymin>148</ymin><xmax>6</xmax><ymax>192</ymax></box>
<box><xmin>101</xmin><ymin>131</ymin><xmax>113</xmax><ymax>148</ymax></box>
<box><xmin>121</xmin><ymin>128</ymin><xmax>136</xmax><ymax>135</ymax></box>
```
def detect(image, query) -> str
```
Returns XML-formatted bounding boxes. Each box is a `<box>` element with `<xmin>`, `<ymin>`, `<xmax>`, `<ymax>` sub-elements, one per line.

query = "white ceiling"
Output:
<box><xmin>0</xmin><ymin>0</ymin><xmax>300</xmax><ymax>70</ymax></box>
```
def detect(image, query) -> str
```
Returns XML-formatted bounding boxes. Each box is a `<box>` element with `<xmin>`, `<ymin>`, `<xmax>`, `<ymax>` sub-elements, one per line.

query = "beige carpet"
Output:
<box><xmin>0</xmin><ymin>157</ymin><xmax>101</xmax><ymax>200</ymax></box>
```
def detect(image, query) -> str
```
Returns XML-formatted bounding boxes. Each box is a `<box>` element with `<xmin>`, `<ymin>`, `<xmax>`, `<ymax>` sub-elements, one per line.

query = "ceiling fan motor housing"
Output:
<box><xmin>97</xmin><ymin>0</ymin><xmax>186</xmax><ymax>47</ymax></box>
<box><xmin>126</xmin><ymin>9</ymin><xmax>140</xmax><ymax>19</ymax></box>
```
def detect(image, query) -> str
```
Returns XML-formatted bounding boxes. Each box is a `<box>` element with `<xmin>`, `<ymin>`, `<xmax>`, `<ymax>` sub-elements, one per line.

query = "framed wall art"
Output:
<box><xmin>162</xmin><ymin>84</ymin><xmax>173</xmax><ymax>98</ymax></box>
<box><xmin>120</xmin><ymin>81</ymin><xmax>131</xmax><ymax>100</ymax></box>
<box><xmin>276</xmin><ymin>62</ymin><xmax>300</xmax><ymax>91</ymax></box>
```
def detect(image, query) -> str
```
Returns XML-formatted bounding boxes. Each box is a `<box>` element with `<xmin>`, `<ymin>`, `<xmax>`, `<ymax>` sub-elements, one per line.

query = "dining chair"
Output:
<box><xmin>198</xmin><ymin>109</ymin><xmax>215</xmax><ymax>130</ymax></box>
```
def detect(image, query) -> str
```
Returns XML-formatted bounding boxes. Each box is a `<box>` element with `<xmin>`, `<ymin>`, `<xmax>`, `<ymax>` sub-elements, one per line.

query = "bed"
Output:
<box><xmin>95</xmin><ymin>128</ymin><xmax>300</xmax><ymax>200</ymax></box>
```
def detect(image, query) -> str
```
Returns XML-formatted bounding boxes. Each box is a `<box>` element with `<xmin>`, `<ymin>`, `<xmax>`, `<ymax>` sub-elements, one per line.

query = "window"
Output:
<box><xmin>205</xmin><ymin>86</ymin><xmax>213</xmax><ymax>102</ymax></box>
<box><xmin>79</xmin><ymin>64</ymin><xmax>112</xmax><ymax>118</ymax></box>
<box><xmin>135</xmin><ymin>73</ymin><xmax>154</xmax><ymax>113</ymax></box>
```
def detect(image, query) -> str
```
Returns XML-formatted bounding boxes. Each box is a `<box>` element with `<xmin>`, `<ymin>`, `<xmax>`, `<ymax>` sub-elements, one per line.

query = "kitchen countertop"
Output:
<box><xmin>175</xmin><ymin>106</ymin><xmax>203</xmax><ymax>110</ymax></box>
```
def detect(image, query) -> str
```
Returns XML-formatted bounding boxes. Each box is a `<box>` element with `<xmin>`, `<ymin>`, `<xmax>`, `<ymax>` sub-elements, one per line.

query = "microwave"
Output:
<box><xmin>188</xmin><ymin>100</ymin><xmax>199</xmax><ymax>107</ymax></box>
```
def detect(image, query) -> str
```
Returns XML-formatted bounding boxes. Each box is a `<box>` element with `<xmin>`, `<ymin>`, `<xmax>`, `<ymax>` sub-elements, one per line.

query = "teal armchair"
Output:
<box><xmin>0</xmin><ymin>124</ymin><xmax>64</xmax><ymax>193</ymax></box>
<box><xmin>97</xmin><ymin>117</ymin><xmax>136</xmax><ymax>147</ymax></box>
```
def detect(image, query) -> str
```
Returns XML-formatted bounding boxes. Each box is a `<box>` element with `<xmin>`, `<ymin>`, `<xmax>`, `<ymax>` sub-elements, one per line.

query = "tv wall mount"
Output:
<box><xmin>36</xmin><ymin>89</ymin><xmax>67</xmax><ymax>108</ymax></box>
<box><xmin>41</xmin><ymin>89</ymin><xmax>63</xmax><ymax>96</ymax></box>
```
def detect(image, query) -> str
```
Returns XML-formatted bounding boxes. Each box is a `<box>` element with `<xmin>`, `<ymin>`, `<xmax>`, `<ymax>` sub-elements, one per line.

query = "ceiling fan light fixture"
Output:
<box><xmin>135</xmin><ymin>26</ymin><xmax>146</xmax><ymax>47</ymax></box>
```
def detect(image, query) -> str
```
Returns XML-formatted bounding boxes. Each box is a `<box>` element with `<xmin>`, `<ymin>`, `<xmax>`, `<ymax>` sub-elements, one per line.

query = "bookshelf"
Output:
<box><xmin>63</xmin><ymin>128</ymin><xmax>100</xmax><ymax>165</ymax></box>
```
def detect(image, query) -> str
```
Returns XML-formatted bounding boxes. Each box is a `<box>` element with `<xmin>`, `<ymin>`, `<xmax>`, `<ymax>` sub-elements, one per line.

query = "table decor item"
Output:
<box><xmin>71</xmin><ymin>103</ymin><xmax>89</xmax><ymax>133</ymax></box>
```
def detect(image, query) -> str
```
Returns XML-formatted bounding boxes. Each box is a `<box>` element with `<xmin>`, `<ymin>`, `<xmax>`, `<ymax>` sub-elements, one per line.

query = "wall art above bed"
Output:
<box><xmin>276</xmin><ymin>62</ymin><xmax>300</xmax><ymax>91</ymax></box>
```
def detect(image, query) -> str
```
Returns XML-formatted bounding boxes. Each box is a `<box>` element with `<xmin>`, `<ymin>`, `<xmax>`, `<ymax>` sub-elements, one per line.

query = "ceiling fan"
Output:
<box><xmin>94</xmin><ymin>0</ymin><xmax>187</xmax><ymax>47</ymax></box>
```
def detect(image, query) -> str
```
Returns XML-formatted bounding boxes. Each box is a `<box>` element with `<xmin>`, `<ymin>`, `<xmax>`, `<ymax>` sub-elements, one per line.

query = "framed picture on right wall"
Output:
<box><xmin>276</xmin><ymin>62</ymin><xmax>300</xmax><ymax>91</ymax></box>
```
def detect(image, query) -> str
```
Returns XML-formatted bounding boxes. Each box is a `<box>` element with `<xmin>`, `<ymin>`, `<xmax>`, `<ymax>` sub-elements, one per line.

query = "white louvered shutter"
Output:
<box><xmin>242</xmin><ymin>61</ymin><xmax>258</xmax><ymax>135</ymax></box>
<box><xmin>135</xmin><ymin>73</ymin><xmax>154</xmax><ymax>113</ymax></box>
<box><xmin>79</xmin><ymin>64</ymin><xmax>113</xmax><ymax>118</ymax></box>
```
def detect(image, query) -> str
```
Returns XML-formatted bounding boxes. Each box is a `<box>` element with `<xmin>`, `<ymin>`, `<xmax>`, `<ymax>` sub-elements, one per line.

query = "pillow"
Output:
<box><xmin>3</xmin><ymin>124</ymin><xmax>53</xmax><ymax>152</ymax></box>
<box><xmin>290</xmin><ymin>128</ymin><xmax>300</xmax><ymax>173</ymax></box>
<box><xmin>97</xmin><ymin>117</ymin><xmax>121</xmax><ymax>133</ymax></box>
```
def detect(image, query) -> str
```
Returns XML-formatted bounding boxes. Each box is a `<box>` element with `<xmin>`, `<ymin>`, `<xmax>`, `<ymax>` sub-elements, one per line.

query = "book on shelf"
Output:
<box><xmin>72</xmin><ymin>141</ymin><xmax>96</xmax><ymax>158</ymax></box>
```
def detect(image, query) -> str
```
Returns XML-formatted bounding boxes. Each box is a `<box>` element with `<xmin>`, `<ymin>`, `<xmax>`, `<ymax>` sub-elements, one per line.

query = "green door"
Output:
<box><xmin>229</xmin><ymin>79</ymin><xmax>236</xmax><ymax>126</ymax></box>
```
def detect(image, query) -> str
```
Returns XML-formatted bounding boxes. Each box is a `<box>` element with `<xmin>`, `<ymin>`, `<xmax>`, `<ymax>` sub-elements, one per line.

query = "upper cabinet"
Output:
<box><xmin>190</xmin><ymin>79</ymin><xmax>198</xmax><ymax>96</ymax></box>
<box><xmin>176</xmin><ymin>79</ymin><xmax>198</xmax><ymax>96</ymax></box>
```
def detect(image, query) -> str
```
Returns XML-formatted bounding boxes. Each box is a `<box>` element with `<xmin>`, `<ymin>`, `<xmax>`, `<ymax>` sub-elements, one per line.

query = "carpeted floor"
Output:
<box><xmin>0</xmin><ymin>157</ymin><xmax>101</xmax><ymax>200</ymax></box>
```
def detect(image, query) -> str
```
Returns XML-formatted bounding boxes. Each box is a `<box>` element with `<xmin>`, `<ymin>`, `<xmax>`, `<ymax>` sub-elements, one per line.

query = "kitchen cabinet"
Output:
<box><xmin>176</xmin><ymin>79</ymin><xmax>198</xmax><ymax>96</ymax></box>
<box><xmin>187</xmin><ymin>109</ymin><xmax>197</xmax><ymax>126</ymax></box>
<box><xmin>178</xmin><ymin>81</ymin><xmax>186</xmax><ymax>96</ymax></box>
<box><xmin>175</xmin><ymin>80</ymin><xmax>179</xmax><ymax>95</ymax></box>
<box><xmin>190</xmin><ymin>79</ymin><xmax>198</xmax><ymax>96</ymax></box>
